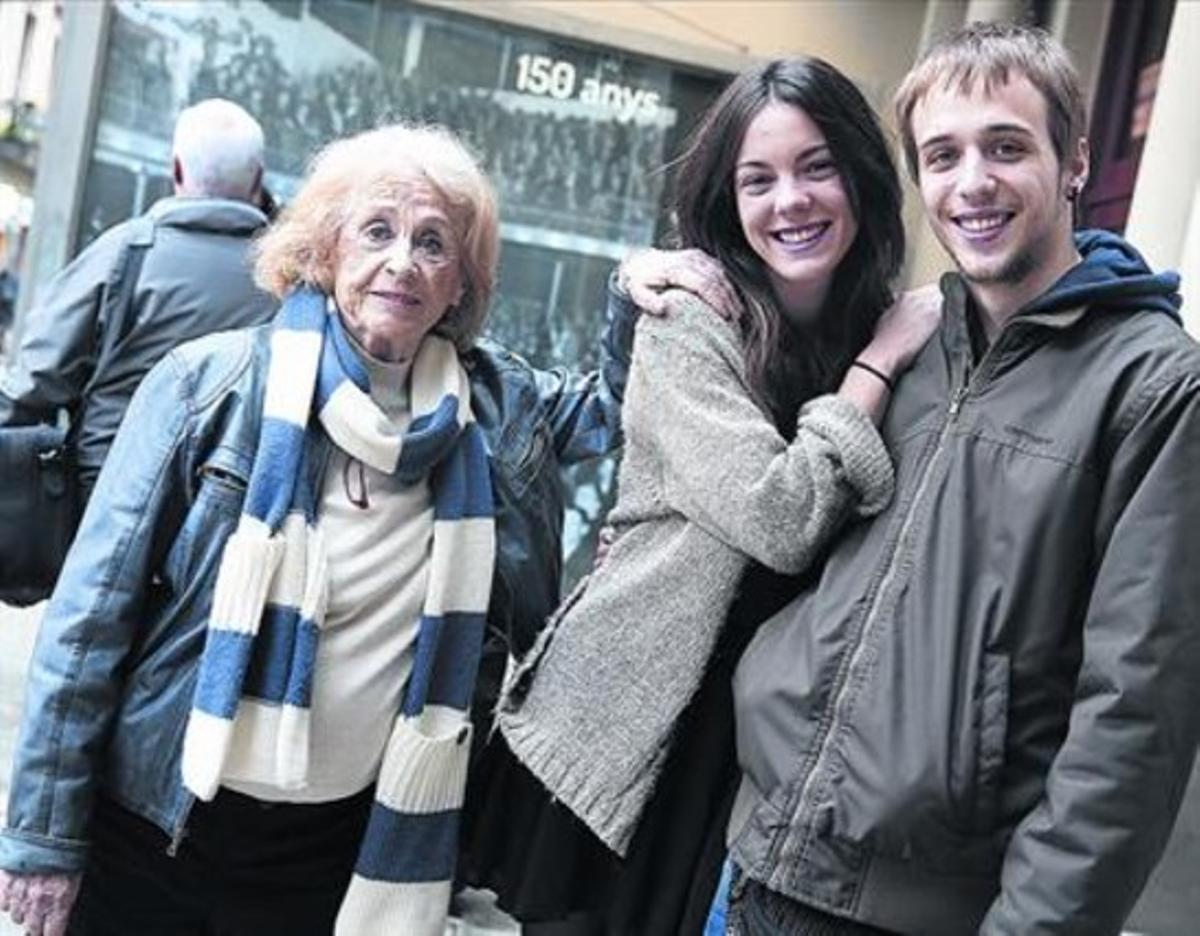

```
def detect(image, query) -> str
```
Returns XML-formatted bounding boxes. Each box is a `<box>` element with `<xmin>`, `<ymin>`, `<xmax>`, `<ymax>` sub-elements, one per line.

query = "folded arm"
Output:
<box><xmin>631</xmin><ymin>298</ymin><xmax>894</xmax><ymax>575</ymax></box>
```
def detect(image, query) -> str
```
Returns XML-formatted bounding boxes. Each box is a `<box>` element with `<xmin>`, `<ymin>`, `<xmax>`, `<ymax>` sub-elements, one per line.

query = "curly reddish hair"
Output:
<box><xmin>255</xmin><ymin>123</ymin><xmax>499</xmax><ymax>351</ymax></box>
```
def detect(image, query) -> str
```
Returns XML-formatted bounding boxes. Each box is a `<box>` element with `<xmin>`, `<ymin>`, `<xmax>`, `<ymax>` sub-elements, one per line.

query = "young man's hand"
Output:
<box><xmin>617</xmin><ymin>248</ymin><xmax>742</xmax><ymax>321</ymax></box>
<box><xmin>0</xmin><ymin>869</ymin><xmax>82</xmax><ymax>936</ymax></box>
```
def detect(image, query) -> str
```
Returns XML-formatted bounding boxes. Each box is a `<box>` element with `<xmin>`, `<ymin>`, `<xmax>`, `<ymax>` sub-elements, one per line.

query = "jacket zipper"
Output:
<box><xmin>783</xmin><ymin>351</ymin><xmax>982</xmax><ymax>857</ymax></box>
<box><xmin>166</xmin><ymin>794</ymin><xmax>195</xmax><ymax>857</ymax></box>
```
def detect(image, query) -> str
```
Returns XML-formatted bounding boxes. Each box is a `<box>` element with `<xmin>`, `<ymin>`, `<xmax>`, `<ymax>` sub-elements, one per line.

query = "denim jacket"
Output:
<box><xmin>0</xmin><ymin>287</ymin><xmax>635</xmax><ymax>873</ymax></box>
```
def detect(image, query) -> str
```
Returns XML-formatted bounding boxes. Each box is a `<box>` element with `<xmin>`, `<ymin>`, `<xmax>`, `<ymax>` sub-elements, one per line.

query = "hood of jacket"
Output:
<box><xmin>149</xmin><ymin>195</ymin><xmax>268</xmax><ymax>236</ymax></box>
<box><xmin>1022</xmin><ymin>228</ymin><xmax>1182</xmax><ymax>322</ymax></box>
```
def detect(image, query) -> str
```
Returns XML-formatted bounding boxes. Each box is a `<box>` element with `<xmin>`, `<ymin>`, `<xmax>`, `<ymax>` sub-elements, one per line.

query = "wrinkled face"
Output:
<box><xmin>333</xmin><ymin>183</ymin><xmax>465</xmax><ymax>362</ymax></box>
<box><xmin>911</xmin><ymin>74</ymin><xmax>1086</xmax><ymax>306</ymax></box>
<box><xmin>734</xmin><ymin>101</ymin><xmax>858</xmax><ymax>322</ymax></box>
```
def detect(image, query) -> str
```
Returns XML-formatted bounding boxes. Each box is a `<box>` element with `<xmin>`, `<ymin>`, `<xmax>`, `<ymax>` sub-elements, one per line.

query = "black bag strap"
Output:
<box><xmin>88</xmin><ymin>214</ymin><xmax>156</xmax><ymax>389</ymax></box>
<box><xmin>70</xmin><ymin>215</ymin><xmax>156</xmax><ymax>429</ymax></box>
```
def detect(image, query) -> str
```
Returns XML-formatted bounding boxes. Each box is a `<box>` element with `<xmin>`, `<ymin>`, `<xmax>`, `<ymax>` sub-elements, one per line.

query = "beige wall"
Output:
<box><xmin>0</xmin><ymin>0</ymin><xmax>60</xmax><ymax>115</ymax></box>
<box><xmin>1052</xmin><ymin>0</ymin><xmax>1113</xmax><ymax>115</ymax></box>
<box><xmin>1126</xmin><ymin>0</ymin><xmax>1200</xmax><ymax>335</ymax></box>
<box><xmin>421</xmin><ymin>1</ymin><xmax>927</xmax><ymax>108</ymax></box>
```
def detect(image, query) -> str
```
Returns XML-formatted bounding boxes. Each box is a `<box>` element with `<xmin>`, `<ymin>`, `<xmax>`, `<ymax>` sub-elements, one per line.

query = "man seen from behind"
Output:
<box><xmin>0</xmin><ymin>97</ymin><xmax>275</xmax><ymax>501</ymax></box>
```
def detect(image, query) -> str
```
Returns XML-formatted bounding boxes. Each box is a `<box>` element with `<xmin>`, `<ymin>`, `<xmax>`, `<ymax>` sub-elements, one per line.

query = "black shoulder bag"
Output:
<box><xmin>0</xmin><ymin>219</ymin><xmax>154</xmax><ymax>606</ymax></box>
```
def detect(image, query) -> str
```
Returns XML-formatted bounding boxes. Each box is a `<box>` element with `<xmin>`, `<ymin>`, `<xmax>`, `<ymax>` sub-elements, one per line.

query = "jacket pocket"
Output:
<box><xmin>195</xmin><ymin>448</ymin><xmax>249</xmax><ymax>508</ymax></box>
<box><xmin>161</xmin><ymin>457</ymin><xmax>248</xmax><ymax>588</ymax></box>
<box><xmin>972</xmin><ymin>651</ymin><xmax>1010</xmax><ymax>834</ymax></box>
<box><xmin>198</xmin><ymin>463</ymin><xmax>247</xmax><ymax>496</ymax></box>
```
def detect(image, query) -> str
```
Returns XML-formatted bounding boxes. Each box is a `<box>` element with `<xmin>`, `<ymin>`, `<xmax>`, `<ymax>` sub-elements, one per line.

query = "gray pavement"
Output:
<box><xmin>0</xmin><ymin>598</ymin><xmax>1196</xmax><ymax>933</ymax></box>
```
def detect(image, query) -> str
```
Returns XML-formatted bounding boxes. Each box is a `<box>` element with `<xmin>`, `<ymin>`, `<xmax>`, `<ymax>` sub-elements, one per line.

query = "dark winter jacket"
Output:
<box><xmin>729</xmin><ymin>231</ymin><xmax>1200</xmax><ymax>936</ymax></box>
<box><xmin>0</xmin><ymin>196</ymin><xmax>274</xmax><ymax>494</ymax></box>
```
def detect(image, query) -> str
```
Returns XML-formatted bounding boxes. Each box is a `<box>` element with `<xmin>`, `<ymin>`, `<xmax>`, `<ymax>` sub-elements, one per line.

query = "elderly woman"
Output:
<box><xmin>0</xmin><ymin>124</ymin><xmax>632</xmax><ymax>936</ymax></box>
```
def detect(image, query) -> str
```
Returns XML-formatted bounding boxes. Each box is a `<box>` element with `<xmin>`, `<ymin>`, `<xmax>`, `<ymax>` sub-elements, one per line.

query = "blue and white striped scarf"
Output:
<box><xmin>180</xmin><ymin>287</ymin><xmax>495</xmax><ymax>935</ymax></box>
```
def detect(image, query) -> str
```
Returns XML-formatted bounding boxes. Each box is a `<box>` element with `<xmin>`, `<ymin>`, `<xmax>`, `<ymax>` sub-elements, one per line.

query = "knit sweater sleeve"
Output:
<box><xmin>627</xmin><ymin>295</ymin><xmax>893</xmax><ymax>574</ymax></box>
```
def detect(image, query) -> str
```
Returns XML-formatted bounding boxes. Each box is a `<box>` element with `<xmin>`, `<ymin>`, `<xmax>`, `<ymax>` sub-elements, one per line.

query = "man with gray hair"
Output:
<box><xmin>0</xmin><ymin>97</ymin><xmax>275</xmax><ymax>503</ymax></box>
<box><xmin>171</xmin><ymin>96</ymin><xmax>265</xmax><ymax>202</ymax></box>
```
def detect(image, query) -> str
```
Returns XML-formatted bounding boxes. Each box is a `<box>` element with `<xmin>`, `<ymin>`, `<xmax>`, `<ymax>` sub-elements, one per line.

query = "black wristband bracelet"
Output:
<box><xmin>851</xmin><ymin>359</ymin><xmax>895</xmax><ymax>393</ymax></box>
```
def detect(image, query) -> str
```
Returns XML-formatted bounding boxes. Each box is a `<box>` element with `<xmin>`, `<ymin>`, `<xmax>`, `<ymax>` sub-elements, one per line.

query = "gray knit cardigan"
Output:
<box><xmin>497</xmin><ymin>295</ymin><xmax>894</xmax><ymax>856</ymax></box>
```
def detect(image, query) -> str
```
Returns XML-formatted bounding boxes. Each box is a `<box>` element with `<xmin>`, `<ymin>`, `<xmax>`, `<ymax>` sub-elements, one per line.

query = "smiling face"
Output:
<box><xmin>912</xmin><ymin>74</ymin><xmax>1087</xmax><ymax>318</ymax></box>
<box><xmin>332</xmin><ymin>182</ymin><xmax>465</xmax><ymax>362</ymax></box>
<box><xmin>734</xmin><ymin>101</ymin><xmax>858</xmax><ymax>323</ymax></box>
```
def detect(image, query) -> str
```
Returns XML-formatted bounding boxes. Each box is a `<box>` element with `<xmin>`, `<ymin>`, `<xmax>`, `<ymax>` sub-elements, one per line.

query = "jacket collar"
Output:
<box><xmin>148</xmin><ymin>196</ymin><xmax>267</xmax><ymax>236</ymax></box>
<box><xmin>939</xmin><ymin>272</ymin><xmax>1089</xmax><ymax>355</ymax></box>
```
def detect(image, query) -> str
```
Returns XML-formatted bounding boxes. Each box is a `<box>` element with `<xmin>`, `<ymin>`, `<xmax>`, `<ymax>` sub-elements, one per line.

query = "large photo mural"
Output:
<box><xmin>79</xmin><ymin>0</ymin><xmax>725</xmax><ymax>579</ymax></box>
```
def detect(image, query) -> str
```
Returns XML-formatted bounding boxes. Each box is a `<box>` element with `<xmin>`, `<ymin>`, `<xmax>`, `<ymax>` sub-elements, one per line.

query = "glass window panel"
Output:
<box><xmin>262</xmin><ymin>0</ymin><xmax>302</xmax><ymax>21</ymax></box>
<box><xmin>77</xmin><ymin>159</ymin><xmax>137</xmax><ymax>247</ymax></box>
<box><xmin>80</xmin><ymin>0</ymin><xmax>726</xmax><ymax>573</ymax></box>
<box><xmin>310</xmin><ymin>0</ymin><xmax>376</xmax><ymax>52</ymax></box>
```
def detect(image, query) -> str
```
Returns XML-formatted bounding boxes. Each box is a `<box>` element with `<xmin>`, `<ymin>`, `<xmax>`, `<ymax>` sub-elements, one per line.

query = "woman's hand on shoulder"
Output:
<box><xmin>0</xmin><ymin>869</ymin><xmax>82</xmax><ymax>936</ymax></box>
<box><xmin>859</xmin><ymin>283</ymin><xmax>943</xmax><ymax>378</ymax></box>
<box><xmin>617</xmin><ymin>248</ymin><xmax>742</xmax><ymax>321</ymax></box>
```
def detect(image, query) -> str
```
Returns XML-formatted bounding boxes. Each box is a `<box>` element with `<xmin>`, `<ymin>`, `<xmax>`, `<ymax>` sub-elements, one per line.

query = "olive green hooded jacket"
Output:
<box><xmin>730</xmin><ymin>231</ymin><xmax>1200</xmax><ymax>936</ymax></box>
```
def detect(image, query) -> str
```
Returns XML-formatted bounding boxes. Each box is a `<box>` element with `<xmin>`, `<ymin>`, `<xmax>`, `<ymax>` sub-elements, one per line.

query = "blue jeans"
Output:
<box><xmin>703</xmin><ymin>858</ymin><xmax>734</xmax><ymax>935</ymax></box>
<box><xmin>726</xmin><ymin>873</ymin><xmax>896</xmax><ymax>936</ymax></box>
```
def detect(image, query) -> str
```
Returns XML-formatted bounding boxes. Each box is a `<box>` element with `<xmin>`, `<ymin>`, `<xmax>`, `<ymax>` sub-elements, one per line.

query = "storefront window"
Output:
<box><xmin>79</xmin><ymin>0</ymin><xmax>725</xmax><ymax>576</ymax></box>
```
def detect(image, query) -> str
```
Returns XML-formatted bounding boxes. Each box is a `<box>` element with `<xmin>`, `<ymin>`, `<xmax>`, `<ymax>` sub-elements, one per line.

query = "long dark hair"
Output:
<box><xmin>672</xmin><ymin>57</ymin><xmax>904</xmax><ymax>432</ymax></box>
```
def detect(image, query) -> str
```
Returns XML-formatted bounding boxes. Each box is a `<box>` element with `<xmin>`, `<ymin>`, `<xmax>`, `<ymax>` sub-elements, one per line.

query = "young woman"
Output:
<box><xmin>461</xmin><ymin>57</ymin><xmax>939</xmax><ymax>935</ymax></box>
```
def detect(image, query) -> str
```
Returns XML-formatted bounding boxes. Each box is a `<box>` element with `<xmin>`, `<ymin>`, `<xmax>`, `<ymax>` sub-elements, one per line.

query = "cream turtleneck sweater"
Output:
<box><xmin>228</xmin><ymin>341</ymin><xmax>434</xmax><ymax>803</ymax></box>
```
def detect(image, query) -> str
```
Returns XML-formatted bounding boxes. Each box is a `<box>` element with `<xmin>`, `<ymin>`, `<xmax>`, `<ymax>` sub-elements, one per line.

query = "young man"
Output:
<box><xmin>725</xmin><ymin>22</ymin><xmax>1200</xmax><ymax>935</ymax></box>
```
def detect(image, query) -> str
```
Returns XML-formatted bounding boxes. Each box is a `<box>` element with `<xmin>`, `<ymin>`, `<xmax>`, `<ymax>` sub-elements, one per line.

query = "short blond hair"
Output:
<box><xmin>894</xmin><ymin>21</ymin><xmax>1086</xmax><ymax>181</ymax></box>
<box><xmin>255</xmin><ymin>124</ymin><xmax>500</xmax><ymax>351</ymax></box>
